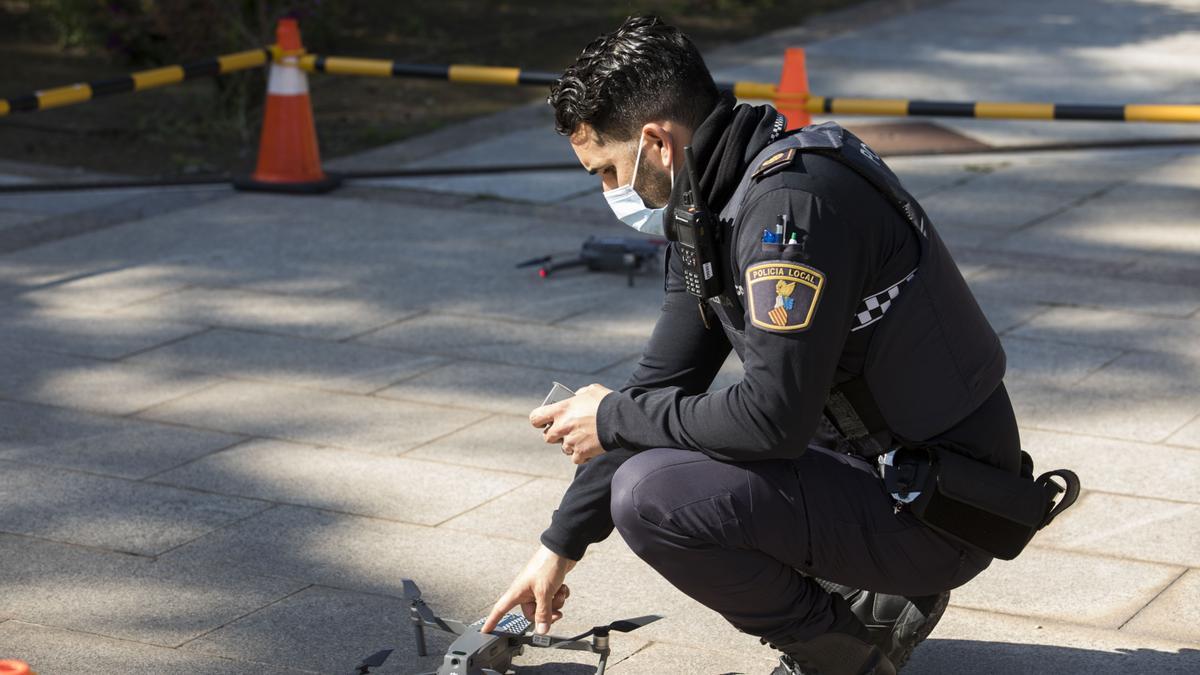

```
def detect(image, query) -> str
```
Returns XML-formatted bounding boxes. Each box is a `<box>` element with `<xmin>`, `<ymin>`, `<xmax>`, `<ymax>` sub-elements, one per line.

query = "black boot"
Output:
<box><xmin>764</xmin><ymin>593</ymin><xmax>896</xmax><ymax>675</ymax></box>
<box><xmin>815</xmin><ymin>579</ymin><xmax>950</xmax><ymax>670</ymax></box>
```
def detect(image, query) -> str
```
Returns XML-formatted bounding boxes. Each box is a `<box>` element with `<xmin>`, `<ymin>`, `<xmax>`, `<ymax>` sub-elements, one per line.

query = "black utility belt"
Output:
<box><xmin>878</xmin><ymin>447</ymin><xmax>1079</xmax><ymax>560</ymax></box>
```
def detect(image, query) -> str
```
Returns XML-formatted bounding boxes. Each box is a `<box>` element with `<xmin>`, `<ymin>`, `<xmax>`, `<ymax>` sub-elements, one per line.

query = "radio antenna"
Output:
<box><xmin>683</xmin><ymin>145</ymin><xmax>703</xmax><ymax>208</ymax></box>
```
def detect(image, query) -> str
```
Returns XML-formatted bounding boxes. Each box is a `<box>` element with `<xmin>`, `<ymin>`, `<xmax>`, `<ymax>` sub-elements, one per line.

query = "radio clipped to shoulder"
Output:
<box><xmin>668</xmin><ymin>145</ymin><xmax>723</xmax><ymax>303</ymax></box>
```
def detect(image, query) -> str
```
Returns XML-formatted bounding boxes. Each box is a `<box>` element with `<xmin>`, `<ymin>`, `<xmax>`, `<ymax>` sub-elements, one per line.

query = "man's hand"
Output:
<box><xmin>481</xmin><ymin>545</ymin><xmax>577</xmax><ymax>635</ymax></box>
<box><xmin>530</xmin><ymin>384</ymin><xmax>613</xmax><ymax>465</ymax></box>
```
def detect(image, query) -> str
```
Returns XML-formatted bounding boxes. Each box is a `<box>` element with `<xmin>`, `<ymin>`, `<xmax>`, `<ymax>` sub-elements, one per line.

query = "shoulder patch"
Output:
<box><xmin>745</xmin><ymin>260</ymin><xmax>824</xmax><ymax>332</ymax></box>
<box><xmin>751</xmin><ymin>147</ymin><xmax>797</xmax><ymax>180</ymax></box>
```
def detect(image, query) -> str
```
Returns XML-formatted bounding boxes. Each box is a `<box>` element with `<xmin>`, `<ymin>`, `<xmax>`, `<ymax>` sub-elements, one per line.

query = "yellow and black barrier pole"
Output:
<box><xmin>0</xmin><ymin>48</ymin><xmax>271</xmax><ymax>117</ymax></box>
<box><xmin>6</xmin><ymin>47</ymin><xmax>1199</xmax><ymax>125</ymax></box>
<box><xmin>301</xmin><ymin>54</ymin><xmax>1200</xmax><ymax>125</ymax></box>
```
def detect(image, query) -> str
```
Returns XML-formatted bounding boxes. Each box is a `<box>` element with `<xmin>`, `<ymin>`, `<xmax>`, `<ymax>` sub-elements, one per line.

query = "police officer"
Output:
<box><xmin>481</xmin><ymin>16</ymin><xmax>1024</xmax><ymax>674</ymax></box>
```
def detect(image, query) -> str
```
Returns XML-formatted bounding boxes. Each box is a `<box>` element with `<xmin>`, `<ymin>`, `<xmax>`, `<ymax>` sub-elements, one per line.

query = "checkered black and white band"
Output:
<box><xmin>851</xmin><ymin>268</ymin><xmax>917</xmax><ymax>332</ymax></box>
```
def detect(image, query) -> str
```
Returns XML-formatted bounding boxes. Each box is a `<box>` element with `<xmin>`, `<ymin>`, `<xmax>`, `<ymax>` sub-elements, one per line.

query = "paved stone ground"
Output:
<box><xmin>2</xmin><ymin>1</ymin><xmax>1200</xmax><ymax>673</ymax></box>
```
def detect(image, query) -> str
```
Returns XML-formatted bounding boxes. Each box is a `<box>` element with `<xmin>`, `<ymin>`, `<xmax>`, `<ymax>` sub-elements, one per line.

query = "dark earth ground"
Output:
<box><xmin>0</xmin><ymin>0</ymin><xmax>862</xmax><ymax>177</ymax></box>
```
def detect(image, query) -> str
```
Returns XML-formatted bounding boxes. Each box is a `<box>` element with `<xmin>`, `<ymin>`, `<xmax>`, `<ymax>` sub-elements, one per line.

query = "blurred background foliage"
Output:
<box><xmin>0</xmin><ymin>0</ymin><xmax>859</xmax><ymax>175</ymax></box>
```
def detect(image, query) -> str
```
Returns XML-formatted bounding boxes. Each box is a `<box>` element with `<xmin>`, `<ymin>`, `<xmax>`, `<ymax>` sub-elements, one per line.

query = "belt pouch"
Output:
<box><xmin>907</xmin><ymin>448</ymin><xmax>1056</xmax><ymax>560</ymax></box>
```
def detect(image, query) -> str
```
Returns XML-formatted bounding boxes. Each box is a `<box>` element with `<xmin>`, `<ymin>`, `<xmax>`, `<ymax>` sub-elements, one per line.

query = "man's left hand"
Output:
<box><xmin>530</xmin><ymin>383</ymin><xmax>612</xmax><ymax>464</ymax></box>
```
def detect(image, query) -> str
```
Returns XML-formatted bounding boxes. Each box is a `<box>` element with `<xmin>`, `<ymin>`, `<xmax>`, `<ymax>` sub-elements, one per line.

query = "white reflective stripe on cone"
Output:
<box><xmin>266</xmin><ymin>64</ymin><xmax>309</xmax><ymax>96</ymax></box>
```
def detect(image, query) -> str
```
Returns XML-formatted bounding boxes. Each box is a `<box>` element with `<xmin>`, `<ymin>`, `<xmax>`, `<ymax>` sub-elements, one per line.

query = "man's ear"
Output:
<box><xmin>640</xmin><ymin>123</ymin><xmax>673</xmax><ymax>169</ymax></box>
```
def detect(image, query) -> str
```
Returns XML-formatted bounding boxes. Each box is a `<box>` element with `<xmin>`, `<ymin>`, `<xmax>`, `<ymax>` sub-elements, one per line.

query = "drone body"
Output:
<box><xmin>348</xmin><ymin>579</ymin><xmax>663</xmax><ymax>675</ymax></box>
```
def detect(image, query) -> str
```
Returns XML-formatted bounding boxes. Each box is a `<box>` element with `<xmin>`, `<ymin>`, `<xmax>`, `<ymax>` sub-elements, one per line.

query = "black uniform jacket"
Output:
<box><xmin>541</xmin><ymin>103</ymin><xmax>1014</xmax><ymax>561</ymax></box>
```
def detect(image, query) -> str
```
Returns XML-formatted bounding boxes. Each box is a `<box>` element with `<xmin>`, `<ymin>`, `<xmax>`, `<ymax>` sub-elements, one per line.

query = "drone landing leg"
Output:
<box><xmin>596</xmin><ymin>650</ymin><xmax>609</xmax><ymax>675</ymax></box>
<box><xmin>413</xmin><ymin>620</ymin><xmax>427</xmax><ymax>657</ymax></box>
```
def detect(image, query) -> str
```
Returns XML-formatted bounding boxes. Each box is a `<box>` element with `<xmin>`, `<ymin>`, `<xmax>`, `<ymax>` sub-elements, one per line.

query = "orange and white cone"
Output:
<box><xmin>778</xmin><ymin>47</ymin><xmax>812</xmax><ymax>131</ymax></box>
<box><xmin>235</xmin><ymin>17</ymin><xmax>340</xmax><ymax>193</ymax></box>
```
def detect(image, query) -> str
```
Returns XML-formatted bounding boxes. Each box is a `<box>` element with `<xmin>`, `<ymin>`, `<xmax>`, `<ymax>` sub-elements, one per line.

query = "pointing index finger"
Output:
<box><xmin>481</xmin><ymin>594</ymin><xmax>516</xmax><ymax>634</ymax></box>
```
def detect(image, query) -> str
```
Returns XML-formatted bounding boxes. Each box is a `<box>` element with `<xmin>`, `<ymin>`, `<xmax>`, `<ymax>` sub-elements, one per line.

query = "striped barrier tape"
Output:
<box><xmin>302</xmin><ymin>54</ymin><xmax>1200</xmax><ymax>124</ymax></box>
<box><xmin>4</xmin><ymin>48</ymin><xmax>1199</xmax><ymax>124</ymax></box>
<box><xmin>0</xmin><ymin>48</ymin><xmax>270</xmax><ymax>116</ymax></box>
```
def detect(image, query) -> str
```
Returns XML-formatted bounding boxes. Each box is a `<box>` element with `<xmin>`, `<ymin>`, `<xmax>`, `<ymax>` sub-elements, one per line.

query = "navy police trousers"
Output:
<box><xmin>610</xmin><ymin>445</ymin><xmax>993</xmax><ymax>644</ymax></box>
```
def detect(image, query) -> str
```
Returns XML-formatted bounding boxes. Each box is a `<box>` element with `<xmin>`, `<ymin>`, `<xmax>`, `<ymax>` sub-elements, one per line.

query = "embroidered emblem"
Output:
<box><xmin>745</xmin><ymin>261</ymin><xmax>825</xmax><ymax>332</ymax></box>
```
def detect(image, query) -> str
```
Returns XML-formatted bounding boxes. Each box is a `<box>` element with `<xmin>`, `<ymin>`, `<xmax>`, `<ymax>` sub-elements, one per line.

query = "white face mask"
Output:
<box><xmin>602</xmin><ymin>138</ymin><xmax>673</xmax><ymax>236</ymax></box>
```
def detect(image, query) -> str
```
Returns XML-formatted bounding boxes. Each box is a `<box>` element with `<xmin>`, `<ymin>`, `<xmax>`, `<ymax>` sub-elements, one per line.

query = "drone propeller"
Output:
<box><xmin>353</xmin><ymin>648</ymin><xmax>392</xmax><ymax>674</ymax></box>
<box><xmin>561</xmin><ymin>614</ymin><xmax>664</xmax><ymax>643</ymax></box>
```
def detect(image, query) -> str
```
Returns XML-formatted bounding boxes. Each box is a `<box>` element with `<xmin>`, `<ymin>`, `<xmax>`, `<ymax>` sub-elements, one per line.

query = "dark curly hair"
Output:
<box><xmin>548</xmin><ymin>15</ymin><xmax>720</xmax><ymax>143</ymax></box>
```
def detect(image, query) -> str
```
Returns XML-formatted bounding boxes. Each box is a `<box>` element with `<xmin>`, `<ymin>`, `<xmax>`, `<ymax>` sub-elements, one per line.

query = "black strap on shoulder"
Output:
<box><xmin>1036</xmin><ymin>469</ymin><xmax>1081</xmax><ymax>528</ymax></box>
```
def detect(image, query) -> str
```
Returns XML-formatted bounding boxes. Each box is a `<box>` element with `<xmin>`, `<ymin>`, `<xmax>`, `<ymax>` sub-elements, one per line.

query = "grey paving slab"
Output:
<box><xmin>160</xmin><ymin>505</ymin><xmax>528</xmax><ymax>620</ymax></box>
<box><xmin>342</xmin><ymin>245</ymin><xmax>656</xmax><ymax>327</ymax></box>
<box><xmin>14</xmin><ymin>263</ymin><xmax>195</xmax><ymax>311</ymax></box>
<box><xmin>0</xmin><ymin>209</ymin><xmax>46</xmax><ymax>229</ymax></box>
<box><xmin>154</xmin><ymin>438</ymin><xmax>531</xmax><ymax>526</ymax></box>
<box><xmin>439</xmin><ymin>477</ymin><xmax>569</xmax><ymax>544</ymax></box>
<box><xmin>181</xmin><ymin>585</ymin><xmax>452</xmax><ymax>674</ymax></box>
<box><xmin>355</xmin><ymin>126</ymin><xmax>595</xmax><ymax>203</ymax></box>
<box><xmin>354</xmin><ymin>314</ymin><xmax>644</xmax><ymax>373</ymax></box>
<box><xmin>379</xmin><ymin>361</ymin><xmax>616</xmax><ymax>417</ymax></box>
<box><xmin>1009</xmin><ymin>351</ymin><xmax>1200</xmax><ymax>443</ymax></box>
<box><xmin>1167</xmin><ymin>415</ymin><xmax>1200</xmax><ymax>450</ymax></box>
<box><xmin>992</xmin><ymin>180</ymin><xmax>1200</xmax><ymax>266</ymax></box>
<box><xmin>126</xmin><ymin>328</ymin><xmax>447</xmax><ymax>394</ymax></box>
<box><xmin>0</xmin><ymin>345</ymin><xmax>222</xmax><ymax>416</ymax></box>
<box><xmin>946</xmin><ymin>155</ymin><xmax>1154</xmax><ymax>200</ymax></box>
<box><xmin>564</xmin><ymin>543</ymin><xmax>771</xmax><ymax>659</ymax></box>
<box><xmin>906</xmin><ymin>606</ymin><xmax>1200</xmax><ymax>675</ymax></box>
<box><xmin>0</xmin><ymin>187</ymin><xmax>146</xmax><ymax>216</ymax></box>
<box><xmin>360</xmin><ymin>170</ymin><xmax>596</xmax><ymax>204</ymax></box>
<box><xmin>0</xmin><ymin>621</ymin><xmax>311</xmax><ymax>675</ymax></box>
<box><xmin>116</xmin><ymin>286</ymin><xmax>418</xmax><ymax>340</ymax></box>
<box><xmin>949</xmin><ymin>546</ymin><xmax>1183</xmax><ymax>629</ymax></box>
<box><xmin>1037</xmin><ymin>492</ymin><xmax>1200</xmax><ymax>568</ymax></box>
<box><xmin>1019</xmin><ymin>428</ymin><xmax>1200</xmax><ymax>505</ymax></box>
<box><xmin>0</xmin><ymin>533</ymin><xmax>307</xmax><ymax>648</ymax></box>
<box><xmin>967</xmin><ymin>266</ymin><xmax>1200</xmax><ymax>318</ymax></box>
<box><xmin>608</xmin><ymin>642</ymin><xmax>777</xmax><ymax>674</ymax></box>
<box><xmin>974</xmin><ymin>295</ymin><xmax>1051</xmax><ymax>334</ymax></box>
<box><xmin>0</xmin><ymin>305</ymin><xmax>205</xmax><ymax>360</ymax></box>
<box><xmin>0</xmin><ymin>399</ymin><xmax>241</xmax><ymax>479</ymax></box>
<box><xmin>552</xmin><ymin>282</ymin><xmax>667</xmax><ymax>338</ymax></box>
<box><xmin>1000</xmin><ymin>335</ymin><xmax>1123</xmax><ymax>387</ymax></box>
<box><xmin>405</xmin><ymin>414</ymin><xmax>575</xmax><ymax>479</ymax></box>
<box><xmin>1122</xmin><ymin>569</ymin><xmax>1200</xmax><ymax>646</ymax></box>
<box><xmin>921</xmin><ymin>184</ymin><xmax>1080</xmax><ymax>231</ymax></box>
<box><xmin>0</xmin><ymin>460</ymin><xmax>267</xmax><ymax>555</ymax></box>
<box><xmin>1012</xmin><ymin>307</ymin><xmax>1200</xmax><ymax>358</ymax></box>
<box><xmin>137</xmin><ymin>380</ymin><xmax>489</xmax><ymax>455</ymax></box>
<box><xmin>885</xmin><ymin>158</ymin><xmax>984</xmax><ymax>200</ymax></box>
<box><xmin>1</xmin><ymin>191</ymin><xmax>472</xmax><ymax>282</ymax></box>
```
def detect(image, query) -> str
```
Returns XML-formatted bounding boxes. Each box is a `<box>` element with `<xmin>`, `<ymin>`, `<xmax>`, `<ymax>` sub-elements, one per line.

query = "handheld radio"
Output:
<box><xmin>669</xmin><ymin>145</ymin><xmax>722</xmax><ymax>302</ymax></box>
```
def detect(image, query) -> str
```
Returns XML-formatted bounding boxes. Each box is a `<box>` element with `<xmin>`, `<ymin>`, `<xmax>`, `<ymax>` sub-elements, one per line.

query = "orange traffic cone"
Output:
<box><xmin>235</xmin><ymin>17</ymin><xmax>340</xmax><ymax>193</ymax></box>
<box><xmin>0</xmin><ymin>660</ymin><xmax>34</xmax><ymax>675</ymax></box>
<box><xmin>778</xmin><ymin>47</ymin><xmax>812</xmax><ymax>131</ymax></box>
